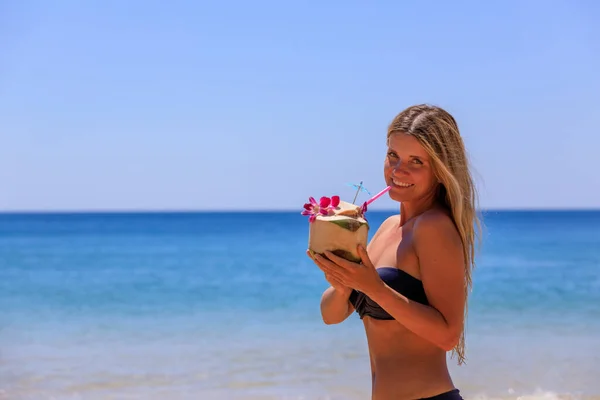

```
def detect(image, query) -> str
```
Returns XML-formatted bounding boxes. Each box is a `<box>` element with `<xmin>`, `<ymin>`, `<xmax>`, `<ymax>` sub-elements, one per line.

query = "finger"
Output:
<box><xmin>313</xmin><ymin>255</ymin><xmax>335</xmax><ymax>274</ymax></box>
<box><xmin>322</xmin><ymin>250</ymin><xmax>355</xmax><ymax>270</ymax></box>
<box><xmin>318</xmin><ymin>262</ymin><xmax>343</xmax><ymax>282</ymax></box>
<box><xmin>357</xmin><ymin>245</ymin><xmax>375</xmax><ymax>269</ymax></box>
<box><xmin>325</xmin><ymin>271</ymin><xmax>348</xmax><ymax>286</ymax></box>
<box><xmin>314</xmin><ymin>253</ymin><xmax>340</xmax><ymax>270</ymax></box>
<box><xmin>314</xmin><ymin>260</ymin><xmax>329</xmax><ymax>274</ymax></box>
<box><xmin>324</xmin><ymin>272</ymin><xmax>339</xmax><ymax>284</ymax></box>
<box><xmin>328</xmin><ymin>278</ymin><xmax>348</xmax><ymax>289</ymax></box>
<box><xmin>314</xmin><ymin>255</ymin><xmax>348</xmax><ymax>282</ymax></box>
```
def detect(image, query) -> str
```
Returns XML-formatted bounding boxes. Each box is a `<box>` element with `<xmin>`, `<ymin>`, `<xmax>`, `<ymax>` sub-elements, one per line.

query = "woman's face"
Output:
<box><xmin>384</xmin><ymin>133</ymin><xmax>439</xmax><ymax>203</ymax></box>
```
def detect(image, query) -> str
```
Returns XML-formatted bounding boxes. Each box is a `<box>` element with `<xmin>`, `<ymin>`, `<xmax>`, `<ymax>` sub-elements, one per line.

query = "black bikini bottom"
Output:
<box><xmin>420</xmin><ymin>389</ymin><xmax>463</xmax><ymax>400</ymax></box>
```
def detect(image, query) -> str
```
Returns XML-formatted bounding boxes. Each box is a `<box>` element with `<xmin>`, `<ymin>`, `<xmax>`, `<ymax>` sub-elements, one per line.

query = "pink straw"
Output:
<box><xmin>365</xmin><ymin>186</ymin><xmax>391</xmax><ymax>205</ymax></box>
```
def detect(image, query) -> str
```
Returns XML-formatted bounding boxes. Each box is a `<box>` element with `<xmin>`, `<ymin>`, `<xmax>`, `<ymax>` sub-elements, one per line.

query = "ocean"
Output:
<box><xmin>1</xmin><ymin>210</ymin><xmax>599</xmax><ymax>400</ymax></box>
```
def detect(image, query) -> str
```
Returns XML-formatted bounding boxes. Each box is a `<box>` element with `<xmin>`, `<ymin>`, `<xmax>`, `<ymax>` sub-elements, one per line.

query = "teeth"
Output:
<box><xmin>393</xmin><ymin>179</ymin><xmax>413</xmax><ymax>187</ymax></box>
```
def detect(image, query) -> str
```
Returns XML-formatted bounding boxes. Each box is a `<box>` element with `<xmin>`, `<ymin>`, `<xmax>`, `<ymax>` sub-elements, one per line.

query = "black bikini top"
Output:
<box><xmin>349</xmin><ymin>267</ymin><xmax>429</xmax><ymax>320</ymax></box>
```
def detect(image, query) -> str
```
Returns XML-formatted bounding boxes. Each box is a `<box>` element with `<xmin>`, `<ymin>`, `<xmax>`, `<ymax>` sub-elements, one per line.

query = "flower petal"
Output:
<box><xmin>309</xmin><ymin>214</ymin><xmax>316</xmax><ymax>222</ymax></box>
<box><xmin>330</xmin><ymin>195</ymin><xmax>340</xmax><ymax>207</ymax></box>
<box><xmin>303</xmin><ymin>203</ymin><xmax>313</xmax><ymax>211</ymax></box>
<box><xmin>319</xmin><ymin>208</ymin><xmax>329</xmax><ymax>216</ymax></box>
<box><xmin>309</xmin><ymin>197</ymin><xmax>318</xmax><ymax>206</ymax></box>
<box><xmin>301</xmin><ymin>210</ymin><xmax>312</xmax><ymax>216</ymax></box>
<box><xmin>319</xmin><ymin>196</ymin><xmax>331</xmax><ymax>208</ymax></box>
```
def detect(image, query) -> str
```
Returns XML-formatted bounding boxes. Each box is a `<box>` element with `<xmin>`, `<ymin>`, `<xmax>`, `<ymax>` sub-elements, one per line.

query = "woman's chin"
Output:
<box><xmin>388</xmin><ymin>185</ymin><xmax>415</xmax><ymax>202</ymax></box>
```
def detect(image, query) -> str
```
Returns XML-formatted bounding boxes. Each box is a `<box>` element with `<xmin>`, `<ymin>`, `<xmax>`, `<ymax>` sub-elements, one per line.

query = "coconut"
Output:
<box><xmin>307</xmin><ymin>200</ymin><xmax>369</xmax><ymax>263</ymax></box>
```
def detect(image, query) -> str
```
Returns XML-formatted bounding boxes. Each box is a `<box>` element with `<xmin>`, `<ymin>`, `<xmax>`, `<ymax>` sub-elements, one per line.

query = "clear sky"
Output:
<box><xmin>1</xmin><ymin>0</ymin><xmax>598</xmax><ymax>211</ymax></box>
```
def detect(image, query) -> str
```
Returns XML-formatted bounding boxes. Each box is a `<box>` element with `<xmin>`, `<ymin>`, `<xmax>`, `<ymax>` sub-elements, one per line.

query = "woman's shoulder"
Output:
<box><xmin>413</xmin><ymin>209</ymin><xmax>461</xmax><ymax>247</ymax></box>
<box><xmin>380</xmin><ymin>214</ymin><xmax>401</xmax><ymax>229</ymax></box>
<box><xmin>368</xmin><ymin>215</ymin><xmax>400</xmax><ymax>243</ymax></box>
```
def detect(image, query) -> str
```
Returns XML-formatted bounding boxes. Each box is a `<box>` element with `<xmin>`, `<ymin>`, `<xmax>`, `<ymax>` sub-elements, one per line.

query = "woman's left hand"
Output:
<box><xmin>313</xmin><ymin>245</ymin><xmax>385</xmax><ymax>296</ymax></box>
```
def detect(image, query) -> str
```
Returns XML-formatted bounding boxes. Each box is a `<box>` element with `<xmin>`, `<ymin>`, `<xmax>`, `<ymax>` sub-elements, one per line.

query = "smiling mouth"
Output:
<box><xmin>392</xmin><ymin>179</ymin><xmax>414</xmax><ymax>188</ymax></box>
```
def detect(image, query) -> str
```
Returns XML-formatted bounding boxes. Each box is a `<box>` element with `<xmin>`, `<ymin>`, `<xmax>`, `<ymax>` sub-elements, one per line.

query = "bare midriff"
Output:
<box><xmin>364</xmin><ymin>317</ymin><xmax>456</xmax><ymax>400</ymax></box>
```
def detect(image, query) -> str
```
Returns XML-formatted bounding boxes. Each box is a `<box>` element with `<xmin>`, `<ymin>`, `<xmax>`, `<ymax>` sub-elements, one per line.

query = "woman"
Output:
<box><xmin>308</xmin><ymin>104</ymin><xmax>481</xmax><ymax>400</ymax></box>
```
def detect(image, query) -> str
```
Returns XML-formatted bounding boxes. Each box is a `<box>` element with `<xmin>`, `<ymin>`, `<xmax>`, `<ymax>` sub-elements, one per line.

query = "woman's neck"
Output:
<box><xmin>399</xmin><ymin>195</ymin><xmax>439</xmax><ymax>227</ymax></box>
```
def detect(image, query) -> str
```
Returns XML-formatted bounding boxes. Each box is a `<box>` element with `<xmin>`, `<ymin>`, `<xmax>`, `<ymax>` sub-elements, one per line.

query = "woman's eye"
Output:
<box><xmin>387</xmin><ymin>151</ymin><xmax>398</xmax><ymax>158</ymax></box>
<box><xmin>411</xmin><ymin>158</ymin><xmax>423</xmax><ymax>165</ymax></box>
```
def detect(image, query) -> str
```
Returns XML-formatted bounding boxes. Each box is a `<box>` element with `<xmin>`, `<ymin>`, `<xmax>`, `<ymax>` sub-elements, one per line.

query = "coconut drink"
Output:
<box><xmin>303</xmin><ymin>196</ymin><xmax>369</xmax><ymax>263</ymax></box>
<box><xmin>302</xmin><ymin>185</ymin><xmax>391</xmax><ymax>263</ymax></box>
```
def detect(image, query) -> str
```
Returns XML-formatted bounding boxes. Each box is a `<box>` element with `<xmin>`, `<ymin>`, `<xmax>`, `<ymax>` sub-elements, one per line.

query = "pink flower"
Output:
<box><xmin>360</xmin><ymin>201</ymin><xmax>368</xmax><ymax>214</ymax></box>
<box><xmin>321</xmin><ymin>195</ymin><xmax>340</xmax><ymax>209</ymax></box>
<box><xmin>301</xmin><ymin>195</ymin><xmax>340</xmax><ymax>222</ymax></box>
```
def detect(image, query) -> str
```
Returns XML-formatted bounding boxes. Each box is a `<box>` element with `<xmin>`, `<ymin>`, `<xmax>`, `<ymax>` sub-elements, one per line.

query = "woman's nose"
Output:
<box><xmin>392</xmin><ymin>158</ymin><xmax>408</xmax><ymax>174</ymax></box>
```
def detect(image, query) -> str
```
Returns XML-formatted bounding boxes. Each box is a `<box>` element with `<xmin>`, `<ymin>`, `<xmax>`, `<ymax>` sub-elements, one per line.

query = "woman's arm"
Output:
<box><xmin>367</xmin><ymin>211</ymin><xmax>466</xmax><ymax>351</ymax></box>
<box><xmin>319</xmin><ymin>286</ymin><xmax>354</xmax><ymax>324</ymax></box>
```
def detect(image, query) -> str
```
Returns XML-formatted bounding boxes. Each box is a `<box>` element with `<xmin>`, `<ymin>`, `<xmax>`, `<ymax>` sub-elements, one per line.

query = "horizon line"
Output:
<box><xmin>0</xmin><ymin>206</ymin><xmax>599</xmax><ymax>215</ymax></box>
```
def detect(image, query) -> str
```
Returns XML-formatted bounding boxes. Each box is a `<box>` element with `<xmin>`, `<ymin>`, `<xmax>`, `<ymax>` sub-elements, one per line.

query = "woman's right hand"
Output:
<box><xmin>325</xmin><ymin>273</ymin><xmax>352</xmax><ymax>296</ymax></box>
<box><xmin>307</xmin><ymin>250</ymin><xmax>352</xmax><ymax>296</ymax></box>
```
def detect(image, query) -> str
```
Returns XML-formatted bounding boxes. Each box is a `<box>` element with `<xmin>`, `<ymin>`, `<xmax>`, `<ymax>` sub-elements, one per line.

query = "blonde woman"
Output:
<box><xmin>309</xmin><ymin>104</ymin><xmax>480</xmax><ymax>400</ymax></box>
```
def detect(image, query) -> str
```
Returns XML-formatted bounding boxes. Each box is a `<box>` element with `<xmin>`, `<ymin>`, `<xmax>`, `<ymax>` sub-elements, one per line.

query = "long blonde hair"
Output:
<box><xmin>387</xmin><ymin>104</ymin><xmax>482</xmax><ymax>365</ymax></box>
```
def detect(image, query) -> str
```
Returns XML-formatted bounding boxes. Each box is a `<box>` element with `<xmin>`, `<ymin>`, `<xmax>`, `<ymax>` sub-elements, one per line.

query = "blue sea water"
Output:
<box><xmin>1</xmin><ymin>210</ymin><xmax>599</xmax><ymax>400</ymax></box>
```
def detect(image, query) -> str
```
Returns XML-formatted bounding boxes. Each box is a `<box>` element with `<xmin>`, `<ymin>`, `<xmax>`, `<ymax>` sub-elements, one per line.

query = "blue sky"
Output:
<box><xmin>1</xmin><ymin>0</ymin><xmax>598</xmax><ymax>211</ymax></box>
